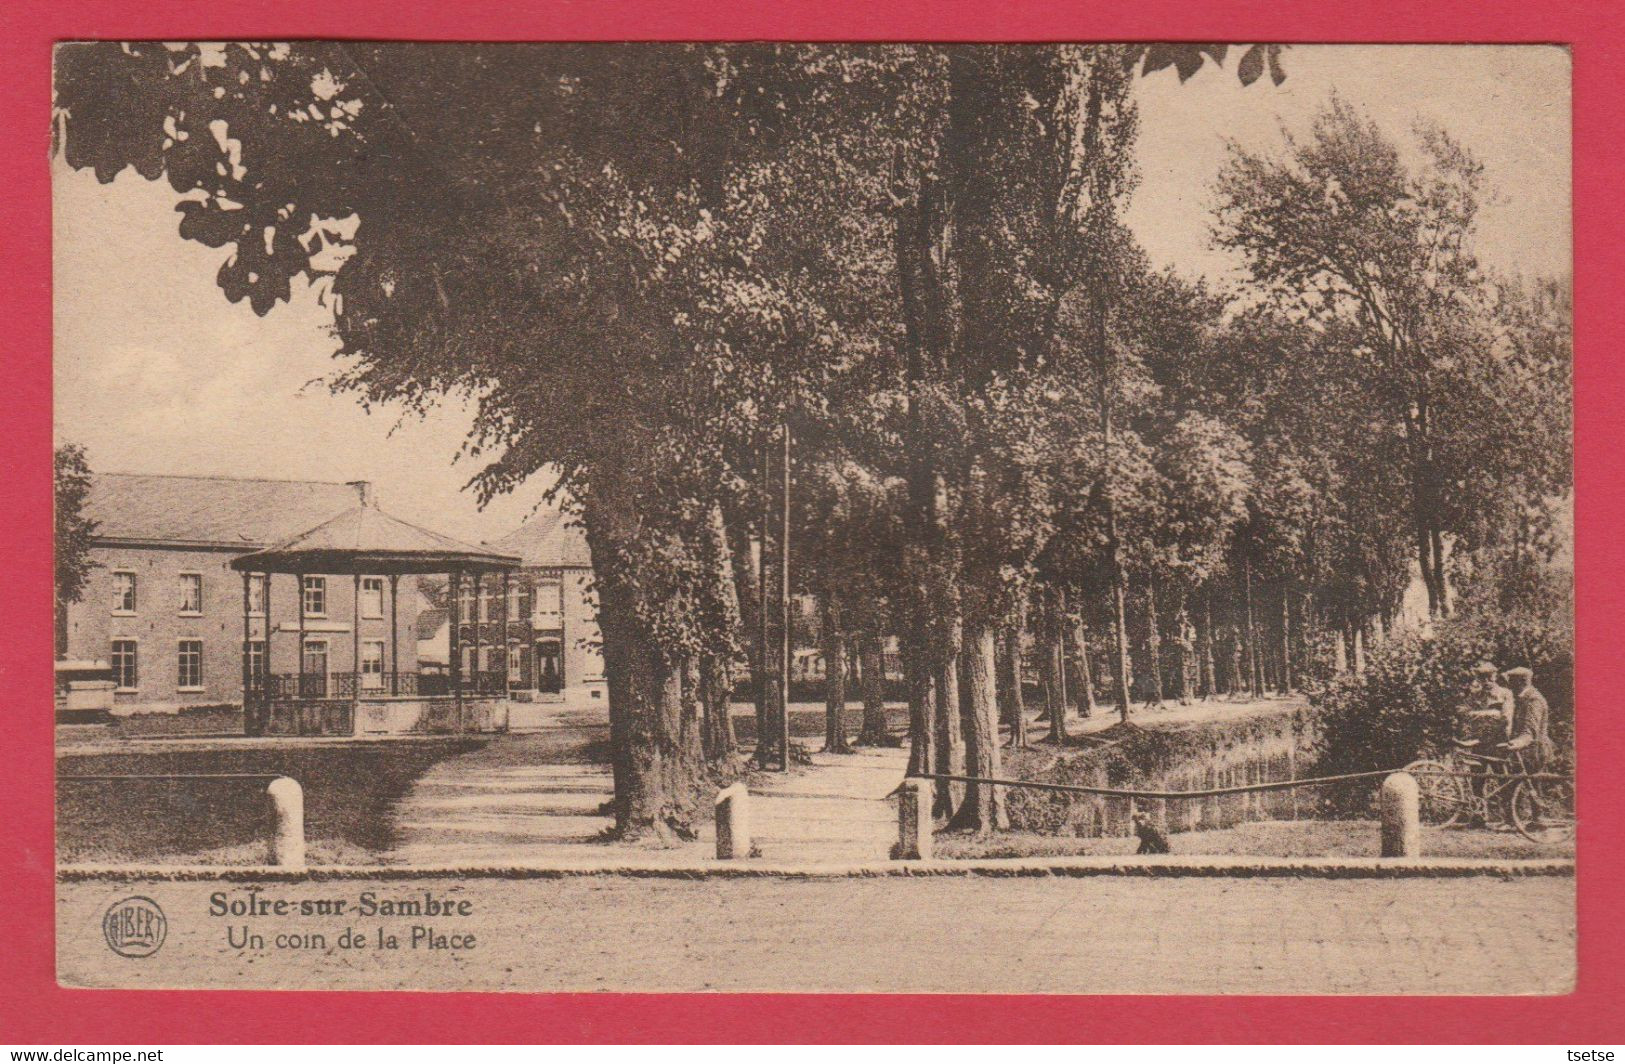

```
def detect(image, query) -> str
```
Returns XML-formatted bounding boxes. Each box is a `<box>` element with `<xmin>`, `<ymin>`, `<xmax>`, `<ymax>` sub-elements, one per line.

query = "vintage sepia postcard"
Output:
<box><xmin>49</xmin><ymin>41</ymin><xmax>1574</xmax><ymax>998</ymax></box>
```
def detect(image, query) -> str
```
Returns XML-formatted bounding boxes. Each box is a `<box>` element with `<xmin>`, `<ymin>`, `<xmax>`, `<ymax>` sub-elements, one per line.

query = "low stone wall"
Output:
<box><xmin>355</xmin><ymin>696</ymin><xmax>508</xmax><ymax>735</ymax></box>
<box><xmin>1005</xmin><ymin>705</ymin><xmax>1320</xmax><ymax>838</ymax></box>
<box><xmin>266</xmin><ymin>699</ymin><xmax>354</xmax><ymax>737</ymax></box>
<box><xmin>260</xmin><ymin>697</ymin><xmax>509</xmax><ymax>737</ymax></box>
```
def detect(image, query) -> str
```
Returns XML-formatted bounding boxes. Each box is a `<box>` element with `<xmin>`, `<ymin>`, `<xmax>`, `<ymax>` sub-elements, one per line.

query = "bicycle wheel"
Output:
<box><xmin>1403</xmin><ymin>759</ymin><xmax>1467</xmax><ymax>827</ymax></box>
<box><xmin>1510</xmin><ymin>777</ymin><xmax>1575</xmax><ymax>845</ymax></box>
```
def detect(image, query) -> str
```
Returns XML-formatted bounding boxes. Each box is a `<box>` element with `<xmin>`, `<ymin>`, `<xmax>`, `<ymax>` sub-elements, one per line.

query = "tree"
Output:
<box><xmin>55</xmin><ymin>443</ymin><xmax>98</xmax><ymax>657</ymax></box>
<box><xmin>53</xmin><ymin>41</ymin><xmax>1287</xmax><ymax>840</ymax></box>
<box><xmin>1215</xmin><ymin>97</ymin><xmax>1489</xmax><ymax>618</ymax></box>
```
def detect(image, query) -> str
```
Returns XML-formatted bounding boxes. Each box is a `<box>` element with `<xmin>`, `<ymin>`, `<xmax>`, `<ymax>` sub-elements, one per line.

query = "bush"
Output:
<box><xmin>1309</xmin><ymin>608</ymin><xmax>1572</xmax><ymax>811</ymax></box>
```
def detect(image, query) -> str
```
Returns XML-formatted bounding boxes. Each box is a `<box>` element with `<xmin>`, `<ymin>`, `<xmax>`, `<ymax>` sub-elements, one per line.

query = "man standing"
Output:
<box><xmin>1456</xmin><ymin>661</ymin><xmax>1514</xmax><ymax>825</ymax></box>
<box><xmin>1501</xmin><ymin>666</ymin><xmax>1554</xmax><ymax>772</ymax></box>
<box><xmin>1458</xmin><ymin>660</ymin><xmax>1514</xmax><ymax>748</ymax></box>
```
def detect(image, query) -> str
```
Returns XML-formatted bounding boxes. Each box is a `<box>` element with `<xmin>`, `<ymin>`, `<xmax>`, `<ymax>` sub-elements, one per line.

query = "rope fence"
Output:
<box><xmin>58</xmin><ymin>773</ymin><xmax>288</xmax><ymax>783</ymax></box>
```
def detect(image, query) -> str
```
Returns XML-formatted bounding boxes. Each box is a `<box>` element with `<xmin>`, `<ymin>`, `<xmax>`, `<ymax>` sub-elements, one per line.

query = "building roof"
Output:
<box><xmin>489</xmin><ymin>508</ymin><xmax>593</xmax><ymax>569</ymax></box>
<box><xmin>232</xmin><ymin>503</ymin><xmax>521</xmax><ymax>575</ymax></box>
<box><xmin>414</xmin><ymin>606</ymin><xmax>449</xmax><ymax>641</ymax></box>
<box><xmin>85</xmin><ymin>472</ymin><xmax>367</xmax><ymax>549</ymax></box>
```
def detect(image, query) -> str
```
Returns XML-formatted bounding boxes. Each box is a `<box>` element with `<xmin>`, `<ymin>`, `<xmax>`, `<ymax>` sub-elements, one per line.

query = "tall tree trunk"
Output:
<box><xmin>1279</xmin><ymin>581</ymin><xmax>1293</xmax><ymax>694</ymax></box>
<box><xmin>699</xmin><ymin>503</ymin><xmax>741</xmax><ymax>759</ymax></box>
<box><xmin>589</xmin><ymin>530</ymin><xmax>706</xmax><ymax>840</ymax></box>
<box><xmin>821</xmin><ymin>588</ymin><xmax>851</xmax><ymax>753</ymax></box>
<box><xmin>947</xmin><ymin>622</ymin><xmax>1007</xmax><ymax>833</ymax></box>
<box><xmin>1200</xmin><ymin>589</ymin><xmax>1218</xmax><ymax>700</ymax></box>
<box><xmin>1143</xmin><ymin>576</ymin><xmax>1165</xmax><ymax>708</ymax></box>
<box><xmin>857</xmin><ymin>633</ymin><xmax>890</xmax><ymax>746</ymax></box>
<box><xmin>905</xmin><ymin>639</ymin><xmax>935</xmax><ymax>778</ymax></box>
<box><xmin>1093</xmin><ymin>287</ymin><xmax>1133</xmax><ymax>726</ymax></box>
<box><xmin>1429</xmin><ymin>524</ymin><xmax>1451</xmax><ymax>617</ymax></box>
<box><xmin>1174</xmin><ymin>597</ymin><xmax>1195</xmax><ymax>706</ymax></box>
<box><xmin>1071</xmin><ymin>613</ymin><xmax>1096</xmax><ymax>719</ymax></box>
<box><xmin>1034</xmin><ymin>590</ymin><xmax>1054</xmax><ymax>728</ymax></box>
<box><xmin>1243</xmin><ymin>557</ymin><xmax>1261</xmax><ymax>698</ymax></box>
<box><xmin>582</xmin><ymin>475</ymin><xmax>718</xmax><ymax>841</ymax></box>
<box><xmin>754</xmin><ymin>434</ymin><xmax>780</xmax><ymax>768</ymax></box>
<box><xmin>932</xmin><ymin>615</ymin><xmax>965</xmax><ymax>818</ymax></box>
<box><xmin>999</xmin><ymin>609</ymin><xmax>1027</xmax><ymax>748</ymax></box>
<box><xmin>1046</xmin><ymin>589</ymin><xmax>1069</xmax><ymax>744</ymax></box>
<box><xmin>700</xmin><ymin>651</ymin><xmax>735</xmax><ymax>758</ymax></box>
<box><xmin>722</xmin><ymin>500</ymin><xmax>760</xmax><ymax>753</ymax></box>
<box><xmin>1229</xmin><ymin>620</ymin><xmax>1245</xmax><ymax>698</ymax></box>
<box><xmin>894</xmin><ymin>162</ymin><xmax>958</xmax><ymax>795</ymax></box>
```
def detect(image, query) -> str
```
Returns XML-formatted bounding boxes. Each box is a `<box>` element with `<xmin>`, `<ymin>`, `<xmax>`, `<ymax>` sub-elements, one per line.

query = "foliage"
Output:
<box><xmin>53</xmin><ymin>41</ymin><xmax>1575</xmax><ymax>836</ymax></box>
<box><xmin>54</xmin><ymin>443</ymin><xmax>98</xmax><ymax>612</ymax></box>
<box><xmin>1211</xmin><ymin>96</ymin><xmax>1564</xmax><ymax>620</ymax></box>
<box><xmin>1309</xmin><ymin>570</ymin><xmax>1573</xmax><ymax>811</ymax></box>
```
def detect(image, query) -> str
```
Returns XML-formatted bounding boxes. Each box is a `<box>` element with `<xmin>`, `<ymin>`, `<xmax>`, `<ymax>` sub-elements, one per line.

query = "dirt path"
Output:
<box><xmin>386</xmin><ymin>704</ymin><xmax>909</xmax><ymax>865</ymax></box>
<box><xmin>742</xmin><ymin>745</ymin><xmax>907</xmax><ymax>862</ymax></box>
<box><xmin>385</xmin><ymin>707</ymin><xmax>617</xmax><ymax>865</ymax></box>
<box><xmin>384</xmin><ymin>695</ymin><xmax>1307</xmax><ymax>865</ymax></box>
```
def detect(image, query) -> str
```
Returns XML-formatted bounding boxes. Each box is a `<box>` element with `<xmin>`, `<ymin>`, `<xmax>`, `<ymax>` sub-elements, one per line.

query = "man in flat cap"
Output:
<box><xmin>1456</xmin><ymin>661</ymin><xmax>1515</xmax><ymax>823</ymax></box>
<box><xmin>1500</xmin><ymin>666</ymin><xmax>1554</xmax><ymax>772</ymax></box>
<box><xmin>1460</xmin><ymin>660</ymin><xmax>1515</xmax><ymax>747</ymax></box>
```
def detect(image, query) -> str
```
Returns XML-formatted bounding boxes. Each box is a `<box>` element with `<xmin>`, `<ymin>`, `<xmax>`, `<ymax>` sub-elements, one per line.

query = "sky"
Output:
<box><xmin>52</xmin><ymin>44</ymin><xmax>1571</xmax><ymax>545</ymax></box>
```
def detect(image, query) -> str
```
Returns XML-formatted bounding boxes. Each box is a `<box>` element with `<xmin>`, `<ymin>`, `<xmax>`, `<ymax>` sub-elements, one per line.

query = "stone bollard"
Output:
<box><xmin>894</xmin><ymin>778</ymin><xmax>933</xmax><ymax>860</ymax></box>
<box><xmin>266</xmin><ymin>776</ymin><xmax>306</xmax><ymax>870</ymax></box>
<box><xmin>714</xmin><ymin>782</ymin><xmax>752</xmax><ymax>859</ymax></box>
<box><xmin>1379</xmin><ymin>771</ymin><xmax>1421</xmax><ymax>858</ymax></box>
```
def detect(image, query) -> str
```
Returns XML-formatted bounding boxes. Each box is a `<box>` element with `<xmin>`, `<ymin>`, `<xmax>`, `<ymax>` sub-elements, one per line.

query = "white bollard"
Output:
<box><xmin>1379</xmin><ymin>771</ymin><xmax>1421</xmax><ymax>858</ymax></box>
<box><xmin>266</xmin><ymin>776</ymin><xmax>306</xmax><ymax>869</ymax></box>
<box><xmin>715</xmin><ymin>782</ymin><xmax>752</xmax><ymax>859</ymax></box>
<box><xmin>895</xmin><ymin>778</ymin><xmax>933</xmax><ymax>860</ymax></box>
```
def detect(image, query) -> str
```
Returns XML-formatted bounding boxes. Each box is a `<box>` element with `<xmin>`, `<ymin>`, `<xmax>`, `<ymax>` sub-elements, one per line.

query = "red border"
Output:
<box><xmin>3</xmin><ymin>0</ymin><xmax>1621</xmax><ymax>1044</ymax></box>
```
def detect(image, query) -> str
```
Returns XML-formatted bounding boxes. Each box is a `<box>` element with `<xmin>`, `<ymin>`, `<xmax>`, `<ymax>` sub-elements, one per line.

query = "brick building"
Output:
<box><xmin>486</xmin><ymin>508</ymin><xmax>605</xmax><ymax>706</ymax></box>
<box><xmin>62</xmin><ymin>472</ymin><xmax>417</xmax><ymax>714</ymax></box>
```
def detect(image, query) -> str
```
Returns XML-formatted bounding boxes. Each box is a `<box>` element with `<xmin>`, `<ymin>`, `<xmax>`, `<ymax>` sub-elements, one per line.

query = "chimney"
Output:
<box><xmin>347</xmin><ymin>480</ymin><xmax>376</xmax><ymax>507</ymax></box>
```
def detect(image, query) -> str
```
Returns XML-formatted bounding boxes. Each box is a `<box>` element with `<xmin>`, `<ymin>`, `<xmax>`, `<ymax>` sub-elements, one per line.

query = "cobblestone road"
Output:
<box><xmin>60</xmin><ymin>873</ymin><xmax>1572</xmax><ymax>994</ymax></box>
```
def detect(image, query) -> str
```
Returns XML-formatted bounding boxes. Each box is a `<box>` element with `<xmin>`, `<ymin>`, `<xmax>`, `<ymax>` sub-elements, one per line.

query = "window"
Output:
<box><xmin>360</xmin><ymin>640</ymin><xmax>385</xmax><ymax>690</ymax></box>
<box><xmin>360</xmin><ymin>577</ymin><xmax>385</xmax><ymax>619</ymax></box>
<box><xmin>477</xmin><ymin>585</ymin><xmax>493</xmax><ymax>623</ymax></box>
<box><xmin>455</xmin><ymin>582</ymin><xmax>474</xmax><ymax>624</ymax></box>
<box><xmin>244</xmin><ymin>639</ymin><xmax>265</xmax><ymax>688</ymax></box>
<box><xmin>302</xmin><ymin>576</ymin><xmax>326</xmax><ymax>617</ymax></box>
<box><xmin>247</xmin><ymin>574</ymin><xmax>266</xmax><ymax>616</ymax></box>
<box><xmin>110</xmin><ymin>640</ymin><xmax>138</xmax><ymax>691</ymax></box>
<box><xmin>178</xmin><ymin>573</ymin><xmax>203</xmax><ymax>615</ymax></box>
<box><xmin>508</xmin><ymin>583</ymin><xmax>530</xmax><ymax>622</ymax></box>
<box><xmin>535</xmin><ymin>639</ymin><xmax>563</xmax><ymax>693</ymax></box>
<box><xmin>302</xmin><ymin>638</ymin><xmax>329</xmax><ymax>674</ymax></box>
<box><xmin>507</xmin><ymin>643</ymin><xmax>525</xmax><ymax>681</ymax></box>
<box><xmin>535</xmin><ymin>579</ymin><xmax>563</xmax><ymax>615</ymax></box>
<box><xmin>111</xmin><ymin>571</ymin><xmax>137</xmax><ymax>614</ymax></box>
<box><xmin>177</xmin><ymin>640</ymin><xmax>203</xmax><ymax>691</ymax></box>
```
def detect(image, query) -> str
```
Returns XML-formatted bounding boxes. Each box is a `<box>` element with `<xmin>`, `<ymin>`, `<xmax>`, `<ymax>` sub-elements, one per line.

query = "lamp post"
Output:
<box><xmin>779</xmin><ymin>422</ymin><xmax>792</xmax><ymax>771</ymax></box>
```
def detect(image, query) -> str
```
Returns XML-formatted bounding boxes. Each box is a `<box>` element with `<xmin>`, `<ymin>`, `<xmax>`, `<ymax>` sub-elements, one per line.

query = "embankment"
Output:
<box><xmin>1004</xmin><ymin>702</ymin><xmax>1319</xmax><ymax>838</ymax></box>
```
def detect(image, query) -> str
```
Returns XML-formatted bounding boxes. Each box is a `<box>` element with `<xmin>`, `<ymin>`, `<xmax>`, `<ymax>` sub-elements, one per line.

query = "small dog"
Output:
<box><xmin>1132</xmin><ymin>810</ymin><xmax>1171</xmax><ymax>855</ymax></box>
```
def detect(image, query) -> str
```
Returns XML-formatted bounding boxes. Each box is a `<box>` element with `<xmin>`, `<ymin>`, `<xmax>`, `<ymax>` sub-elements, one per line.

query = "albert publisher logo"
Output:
<box><xmin>103</xmin><ymin>896</ymin><xmax>166</xmax><ymax>958</ymax></box>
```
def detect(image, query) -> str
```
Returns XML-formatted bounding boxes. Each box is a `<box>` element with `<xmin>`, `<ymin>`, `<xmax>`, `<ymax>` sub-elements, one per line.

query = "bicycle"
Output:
<box><xmin>1402</xmin><ymin>742</ymin><xmax>1574</xmax><ymax>845</ymax></box>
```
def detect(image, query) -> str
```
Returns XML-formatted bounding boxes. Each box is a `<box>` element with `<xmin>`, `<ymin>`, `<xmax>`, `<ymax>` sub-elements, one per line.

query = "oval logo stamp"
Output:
<box><xmin>102</xmin><ymin>896</ymin><xmax>166</xmax><ymax>958</ymax></box>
